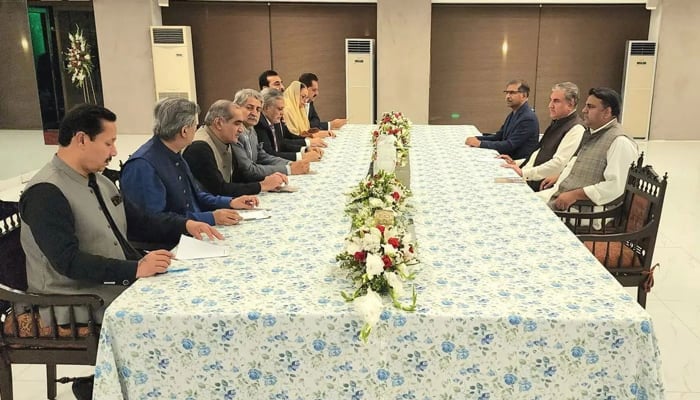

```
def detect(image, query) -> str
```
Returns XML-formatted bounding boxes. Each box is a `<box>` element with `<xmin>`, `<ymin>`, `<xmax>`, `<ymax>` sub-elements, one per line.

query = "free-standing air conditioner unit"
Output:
<box><xmin>345</xmin><ymin>38</ymin><xmax>375</xmax><ymax>124</ymax></box>
<box><xmin>620</xmin><ymin>40</ymin><xmax>657</xmax><ymax>140</ymax></box>
<box><xmin>150</xmin><ymin>26</ymin><xmax>197</xmax><ymax>103</ymax></box>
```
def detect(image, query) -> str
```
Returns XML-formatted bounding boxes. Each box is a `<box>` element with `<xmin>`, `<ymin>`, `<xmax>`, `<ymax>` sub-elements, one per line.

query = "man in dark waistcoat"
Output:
<box><xmin>500</xmin><ymin>82</ymin><xmax>585</xmax><ymax>191</ymax></box>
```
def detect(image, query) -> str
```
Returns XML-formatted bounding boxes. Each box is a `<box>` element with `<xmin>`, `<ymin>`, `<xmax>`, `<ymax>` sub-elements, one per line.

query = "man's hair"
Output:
<box><xmin>153</xmin><ymin>97</ymin><xmax>199</xmax><ymax>141</ymax></box>
<box><xmin>298</xmin><ymin>72</ymin><xmax>318</xmax><ymax>88</ymax></box>
<box><xmin>58</xmin><ymin>104</ymin><xmax>117</xmax><ymax>146</ymax></box>
<box><xmin>258</xmin><ymin>70</ymin><xmax>279</xmax><ymax>90</ymax></box>
<box><xmin>203</xmin><ymin>100</ymin><xmax>233</xmax><ymax>126</ymax></box>
<box><xmin>552</xmin><ymin>82</ymin><xmax>579</xmax><ymax>107</ymax></box>
<box><xmin>589</xmin><ymin>87</ymin><xmax>622</xmax><ymax>118</ymax></box>
<box><xmin>233</xmin><ymin>88</ymin><xmax>264</xmax><ymax>107</ymax></box>
<box><xmin>506</xmin><ymin>79</ymin><xmax>530</xmax><ymax>97</ymax></box>
<box><xmin>260</xmin><ymin>88</ymin><xmax>284</xmax><ymax>109</ymax></box>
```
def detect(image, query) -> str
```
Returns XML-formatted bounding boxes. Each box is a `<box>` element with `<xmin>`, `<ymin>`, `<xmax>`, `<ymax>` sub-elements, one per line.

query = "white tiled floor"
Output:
<box><xmin>3</xmin><ymin>138</ymin><xmax>700</xmax><ymax>399</ymax></box>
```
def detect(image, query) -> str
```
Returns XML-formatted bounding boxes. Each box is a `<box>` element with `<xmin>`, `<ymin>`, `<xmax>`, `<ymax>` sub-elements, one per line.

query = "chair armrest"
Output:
<box><xmin>553</xmin><ymin>201</ymin><xmax>624</xmax><ymax>219</ymax></box>
<box><xmin>577</xmin><ymin>221</ymin><xmax>656</xmax><ymax>243</ymax></box>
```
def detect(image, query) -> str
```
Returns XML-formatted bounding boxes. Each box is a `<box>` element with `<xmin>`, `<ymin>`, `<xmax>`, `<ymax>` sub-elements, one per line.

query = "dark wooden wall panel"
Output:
<box><xmin>163</xmin><ymin>2</ymin><xmax>271</xmax><ymax>118</ymax></box>
<box><xmin>534</xmin><ymin>6</ymin><xmax>650</xmax><ymax>126</ymax></box>
<box><xmin>270</xmin><ymin>4</ymin><xmax>376</xmax><ymax>122</ymax></box>
<box><xmin>430</xmin><ymin>6</ymin><xmax>540</xmax><ymax>131</ymax></box>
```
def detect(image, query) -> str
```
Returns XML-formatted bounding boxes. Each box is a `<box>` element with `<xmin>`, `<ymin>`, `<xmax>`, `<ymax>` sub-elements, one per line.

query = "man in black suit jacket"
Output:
<box><xmin>299</xmin><ymin>72</ymin><xmax>347</xmax><ymax>130</ymax></box>
<box><xmin>465</xmin><ymin>79</ymin><xmax>540</xmax><ymax>160</ymax></box>
<box><xmin>255</xmin><ymin>88</ymin><xmax>325</xmax><ymax>162</ymax></box>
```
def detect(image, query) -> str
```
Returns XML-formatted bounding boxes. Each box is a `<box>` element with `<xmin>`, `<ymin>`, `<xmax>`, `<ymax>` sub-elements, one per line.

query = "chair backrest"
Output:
<box><xmin>0</xmin><ymin>201</ymin><xmax>28</xmax><ymax>314</ymax></box>
<box><xmin>620</xmin><ymin>153</ymin><xmax>668</xmax><ymax>260</ymax></box>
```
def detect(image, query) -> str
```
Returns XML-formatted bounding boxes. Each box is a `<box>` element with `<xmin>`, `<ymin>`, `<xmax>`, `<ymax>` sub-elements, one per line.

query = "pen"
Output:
<box><xmin>167</xmin><ymin>267</ymin><xmax>190</xmax><ymax>273</ymax></box>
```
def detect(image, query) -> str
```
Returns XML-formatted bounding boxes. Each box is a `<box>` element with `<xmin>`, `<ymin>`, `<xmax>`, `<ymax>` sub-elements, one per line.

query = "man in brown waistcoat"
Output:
<box><xmin>537</xmin><ymin>87</ymin><xmax>638</xmax><ymax>210</ymax></box>
<box><xmin>499</xmin><ymin>82</ymin><xmax>585</xmax><ymax>191</ymax></box>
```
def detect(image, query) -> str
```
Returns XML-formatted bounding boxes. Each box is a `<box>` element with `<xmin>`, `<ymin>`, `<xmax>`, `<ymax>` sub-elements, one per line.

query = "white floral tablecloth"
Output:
<box><xmin>93</xmin><ymin>125</ymin><xmax>663</xmax><ymax>400</ymax></box>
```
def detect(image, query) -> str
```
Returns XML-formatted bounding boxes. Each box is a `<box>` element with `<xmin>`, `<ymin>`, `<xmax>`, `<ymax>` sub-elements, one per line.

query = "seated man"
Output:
<box><xmin>258</xmin><ymin>69</ymin><xmax>285</xmax><ymax>92</ymax></box>
<box><xmin>538</xmin><ymin>87</ymin><xmax>638</xmax><ymax>211</ymax></box>
<box><xmin>231</xmin><ymin>89</ymin><xmax>310</xmax><ymax>182</ymax></box>
<box><xmin>183</xmin><ymin>99</ymin><xmax>287</xmax><ymax>196</ymax></box>
<box><xmin>20</xmin><ymin>104</ymin><xmax>221</xmax><ymax>326</ymax></box>
<box><xmin>121</xmin><ymin>98</ymin><xmax>259</xmax><ymax>231</ymax></box>
<box><xmin>298</xmin><ymin>72</ymin><xmax>347</xmax><ymax>130</ymax></box>
<box><xmin>500</xmin><ymin>82</ymin><xmax>585</xmax><ymax>191</ymax></box>
<box><xmin>465</xmin><ymin>79</ymin><xmax>539</xmax><ymax>160</ymax></box>
<box><xmin>255</xmin><ymin>88</ymin><xmax>324</xmax><ymax>162</ymax></box>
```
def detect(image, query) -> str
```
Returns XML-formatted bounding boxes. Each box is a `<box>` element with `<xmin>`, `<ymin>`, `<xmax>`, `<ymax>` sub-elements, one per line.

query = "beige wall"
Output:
<box><xmin>93</xmin><ymin>0</ymin><xmax>161</xmax><ymax>135</ymax></box>
<box><xmin>377</xmin><ymin>0</ymin><xmax>431</xmax><ymax>124</ymax></box>
<box><xmin>648</xmin><ymin>0</ymin><xmax>699</xmax><ymax>140</ymax></box>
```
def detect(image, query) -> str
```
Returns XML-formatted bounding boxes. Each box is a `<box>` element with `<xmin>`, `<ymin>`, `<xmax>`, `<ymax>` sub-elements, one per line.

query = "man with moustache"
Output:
<box><xmin>183</xmin><ymin>100</ymin><xmax>287</xmax><ymax>196</ymax></box>
<box><xmin>465</xmin><ymin>79</ymin><xmax>539</xmax><ymax>160</ymax></box>
<box><xmin>120</xmin><ymin>98</ymin><xmax>259</xmax><ymax>230</ymax></box>
<box><xmin>538</xmin><ymin>87</ymin><xmax>638</xmax><ymax>211</ymax></box>
<box><xmin>19</xmin><ymin>104</ymin><xmax>222</xmax><ymax>327</ymax></box>
<box><xmin>499</xmin><ymin>82</ymin><xmax>585</xmax><ymax>191</ymax></box>
<box><xmin>298</xmin><ymin>72</ymin><xmax>347</xmax><ymax>130</ymax></box>
<box><xmin>231</xmin><ymin>89</ymin><xmax>310</xmax><ymax>183</ymax></box>
<box><xmin>258</xmin><ymin>69</ymin><xmax>285</xmax><ymax>92</ymax></box>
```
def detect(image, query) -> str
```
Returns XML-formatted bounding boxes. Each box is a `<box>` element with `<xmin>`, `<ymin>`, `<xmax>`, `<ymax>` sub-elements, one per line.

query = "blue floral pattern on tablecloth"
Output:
<box><xmin>93</xmin><ymin>125</ymin><xmax>664</xmax><ymax>399</ymax></box>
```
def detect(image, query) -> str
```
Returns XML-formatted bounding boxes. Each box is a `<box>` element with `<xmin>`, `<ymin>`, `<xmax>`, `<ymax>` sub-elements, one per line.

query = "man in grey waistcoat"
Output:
<box><xmin>20</xmin><ymin>104</ymin><xmax>222</xmax><ymax>326</ymax></box>
<box><xmin>538</xmin><ymin>87</ymin><xmax>638</xmax><ymax>210</ymax></box>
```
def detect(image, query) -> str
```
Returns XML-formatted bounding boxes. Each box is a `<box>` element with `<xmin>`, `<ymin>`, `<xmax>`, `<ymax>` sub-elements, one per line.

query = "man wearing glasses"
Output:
<box><xmin>465</xmin><ymin>79</ymin><xmax>539</xmax><ymax>160</ymax></box>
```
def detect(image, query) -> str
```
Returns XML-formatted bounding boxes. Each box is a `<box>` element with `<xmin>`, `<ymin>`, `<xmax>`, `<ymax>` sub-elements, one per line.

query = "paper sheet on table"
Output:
<box><xmin>269</xmin><ymin>185</ymin><xmax>298</xmax><ymax>193</ymax></box>
<box><xmin>237</xmin><ymin>209</ymin><xmax>272</xmax><ymax>220</ymax></box>
<box><xmin>173</xmin><ymin>235</ymin><xmax>229</xmax><ymax>260</ymax></box>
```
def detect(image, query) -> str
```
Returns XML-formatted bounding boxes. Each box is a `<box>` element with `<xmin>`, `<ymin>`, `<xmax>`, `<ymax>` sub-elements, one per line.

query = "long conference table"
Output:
<box><xmin>93</xmin><ymin>125</ymin><xmax>664</xmax><ymax>399</ymax></box>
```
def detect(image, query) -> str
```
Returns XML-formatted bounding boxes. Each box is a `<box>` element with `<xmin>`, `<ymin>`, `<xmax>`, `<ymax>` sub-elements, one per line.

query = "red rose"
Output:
<box><xmin>382</xmin><ymin>255</ymin><xmax>392</xmax><ymax>269</ymax></box>
<box><xmin>376</xmin><ymin>225</ymin><xmax>385</xmax><ymax>235</ymax></box>
<box><xmin>387</xmin><ymin>237</ymin><xmax>400</xmax><ymax>248</ymax></box>
<box><xmin>392</xmin><ymin>191</ymin><xmax>400</xmax><ymax>201</ymax></box>
<box><xmin>409</xmin><ymin>246</ymin><xmax>414</xmax><ymax>253</ymax></box>
<box><xmin>373</xmin><ymin>131</ymin><xmax>379</xmax><ymax>137</ymax></box>
<box><xmin>354</xmin><ymin>251</ymin><xmax>366</xmax><ymax>262</ymax></box>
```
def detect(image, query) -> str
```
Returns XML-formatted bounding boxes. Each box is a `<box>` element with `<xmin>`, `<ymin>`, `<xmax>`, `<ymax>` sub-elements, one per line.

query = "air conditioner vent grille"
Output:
<box><xmin>153</xmin><ymin>28</ymin><xmax>184</xmax><ymax>44</ymax></box>
<box><xmin>347</xmin><ymin>40</ymin><xmax>371</xmax><ymax>54</ymax></box>
<box><xmin>158</xmin><ymin>92</ymin><xmax>189</xmax><ymax>100</ymax></box>
<box><xmin>630</xmin><ymin>42</ymin><xmax>656</xmax><ymax>56</ymax></box>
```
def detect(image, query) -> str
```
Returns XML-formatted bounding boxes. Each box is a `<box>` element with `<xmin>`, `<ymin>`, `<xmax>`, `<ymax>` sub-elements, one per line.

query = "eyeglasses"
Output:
<box><xmin>503</xmin><ymin>90</ymin><xmax>523</xmax><ymax>95</ymax></box>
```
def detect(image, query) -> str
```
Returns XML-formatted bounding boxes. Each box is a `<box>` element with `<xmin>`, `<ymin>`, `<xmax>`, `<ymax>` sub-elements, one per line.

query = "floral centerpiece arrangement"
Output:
<box><xmin>336</xmin><ymin>224</ymin><xmax>418</xmax><ymax>341</ymax></box>
<box><xmin>337</xmin><ymin>144</ymin><xmax>419</xmax><ymax>341</ymax></box>
<box><xmin>65</xmin><ymin>26</ymin><xmax>97</xmax><ymax>103</ymax></box>
<box><xmin>344</xmin><ymin>170</ymin><xmax>411</xmax><ymax>229</ymax></box>
<box><xmin>372</xmin><ymin>111</ymin><xmax>412</xmax><ymax>166</ymax></box>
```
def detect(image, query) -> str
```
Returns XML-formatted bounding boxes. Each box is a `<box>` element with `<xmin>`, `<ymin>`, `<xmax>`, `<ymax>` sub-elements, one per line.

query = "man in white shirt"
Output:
<box><xmin>538</xmin><ymin>87</ymin><xmax>638</xmax><ymax>210</ymax></box>
<box><xmin>500</xmin><ymin>82</ymin><xmax>585</xmax><ymax>191</ymax></box>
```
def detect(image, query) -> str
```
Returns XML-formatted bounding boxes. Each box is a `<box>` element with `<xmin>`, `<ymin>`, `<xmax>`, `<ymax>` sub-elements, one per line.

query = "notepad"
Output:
<box><xmin>237</xmin><ymin>209</ymin><xmax>272</xmax><ymax>221</ymax></box>
<box><xmin>494</xmin><ymin>177</ymin><xmax>524</xmax><ymax>184</ymax></box>
<box><xmin>269</xmin><ymin>185</ymin><xmax>299</xmax><ymax>193</ymax></box>
<box><xmin>173</xmin><ymin>235</ymin><xmax>229</xmax><ymax>260</ymax></box>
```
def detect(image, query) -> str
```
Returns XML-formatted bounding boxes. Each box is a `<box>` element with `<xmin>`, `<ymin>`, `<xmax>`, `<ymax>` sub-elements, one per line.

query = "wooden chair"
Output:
<box><xmin>0</xmin><ymin>200</ymin><xmax>103</xmax><ymax>400</ymax></box>
<box><xmin>554</xmin><ymin>154</ymin><xmax>668</xmax><ymax>308</ymax></box>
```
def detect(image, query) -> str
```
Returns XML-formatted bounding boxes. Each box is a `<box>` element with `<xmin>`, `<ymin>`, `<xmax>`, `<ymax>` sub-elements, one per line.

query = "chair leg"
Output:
<box><xmin>46</xmin><ymin>364</ymin><xmax>57</xmax><ymax>400</ymax></box>
<box><xmin>0</xmin><ymin>353</ymin><xmax>14</xmax><ymax>400</ymax></box>
<box><xmin>637</xmin><ymin>286</ymin><xmax>648</xmax><ymax>309</ymax></box>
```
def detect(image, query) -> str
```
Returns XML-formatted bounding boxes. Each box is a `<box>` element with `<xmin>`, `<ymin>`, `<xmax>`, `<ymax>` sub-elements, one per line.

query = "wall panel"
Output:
<box><xmin>270</xmin><ymin>4</ymin><xmax>376</xmax><ymax>122</ymax></box>
<box><xmin>430</xmin><ymin>5</ymin><xmax>540</xmax><ymax>132</ymax></box>
<box><xmin>534</xmin><ymin>5</ymin><xmax>649</xmax><ymax>127</ymax></box>
<box><xmin>163</xmin><ymin>2</ymin><xmax>271</xmax><ymax>116</ymax></box>
<box><xmin>0</xmin><ymin>0</ymin><xmax>42</xmax><ymax>130</ymax></box>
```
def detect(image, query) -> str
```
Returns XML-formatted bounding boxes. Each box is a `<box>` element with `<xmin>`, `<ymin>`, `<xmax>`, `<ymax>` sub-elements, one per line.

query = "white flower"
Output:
<box><xmin>382</xmin><ymin>243</ymin><xmax>397</xmax><ymax>256</ymax></box>
<box><xmin>385</xmin><ymin>272</ymin><xmax>405</xmax><ymax>297</ymax></box>
<box><xmin>362</xmin><ymin>230</ymin><xmax>381</xmax><ymax>252</ymax></box>
<box><xmin>354</xmin><ymin>289</ymin><xmax>383</xmax><ymax>328</ymax></box>
<box><xmin>365</xmin><ymin>253</ymin><xmax>384</xmax><ymax>279</ymax></box>
<box><xmin>346</xmin><ymin>241</ymin><xmax>362</xmax><ymax>255</ymax></box>
<box><xmin>368</xmin><ymin>197</ymin><xmax>384</xmax><ymax>208</ymax></box>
